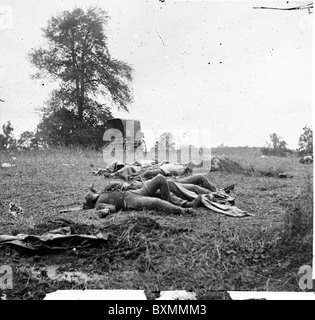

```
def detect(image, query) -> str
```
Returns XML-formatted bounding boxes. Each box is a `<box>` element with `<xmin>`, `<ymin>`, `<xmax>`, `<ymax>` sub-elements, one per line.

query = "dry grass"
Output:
<box><xmin>0</xmin><ymin>147</ymin><xmax>313</xmax><ymax>299</ymax></box>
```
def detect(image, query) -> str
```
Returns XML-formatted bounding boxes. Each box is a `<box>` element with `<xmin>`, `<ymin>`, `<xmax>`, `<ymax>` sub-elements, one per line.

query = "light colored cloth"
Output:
<box><xmin>159</xmin><ymin>163</ymin><xmax>186</xmax><ymax>175</ymax></box>
<box><xmin>105</xmin><ymin>160</ymin><xmax>125</xmax><ymax>173</ymax></box>
<box><xmin>169</xmin><ymin>180</ymin><xmax>253</xmax><ymax>218</ymax></box>
<box><xmin>113</xmin><ymin>165</ymin><xmax>142</xmax><ymax>179</ymax></box>
<box><xmin>134</xmin><ymin>159</ymin><xmax>157</xmax><ymax>167</ymax></box>
<box><xmin>201</xmin><ymin>196</ymin><xmax>253</xmax><ymax>218</ymax></box>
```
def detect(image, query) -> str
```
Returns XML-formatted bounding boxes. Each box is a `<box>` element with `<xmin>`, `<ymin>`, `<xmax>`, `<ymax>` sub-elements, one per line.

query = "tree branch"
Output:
<box><xmin>253</xmin><ymin>2</ymin><xmax>313</xmax><ymax>11</ymax></box>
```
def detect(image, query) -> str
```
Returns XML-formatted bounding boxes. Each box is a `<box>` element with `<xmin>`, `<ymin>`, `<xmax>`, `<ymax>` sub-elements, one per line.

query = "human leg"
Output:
<box><xmin>169</xmin><ymin>194</ymin><xmax>187</xmax><ymax>207</ymax></box>
<box><xmin>175</xmin><ymin>174</ymin><xmax>217</xmax><ymax>192</ymax></box>
<box><xmin>132</xmin><ymin>174</ymin><xmax>171</xmax><ymax>201</ymax></box>
<box><xmin>141</xmin><ymin>168</ymin><xmax>164</xmax><ymax>180</ymax></box>
<box><xmin>166</xmin><ymin>179</ymin><xmax>198</xmax><ymax>201</ymax></box>
<box><xmin>124</xmin><ymin>192</ymin><xmax>194</xmax><ymax>215</ymax></box>
<box><xmin>169</xmin><ymin>194</ymin><xmax>198</xmax><ymax>207</ymax></box>
<box><xmin>176</xmin><ymin>183</ymin><xmax>212</xmax><ymax>195</ymax></box>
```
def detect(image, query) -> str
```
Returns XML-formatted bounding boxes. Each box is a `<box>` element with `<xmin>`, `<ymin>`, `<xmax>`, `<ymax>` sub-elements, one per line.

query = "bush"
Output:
<box><xmin>298</xmin><ymin>126</ymin><xmax>313</xmax><ymax>157</ymax></box>
<box><xmin>0</xmin><ymin>121</ymin><xmax>15</xmax><ymax>150</ymax></box>
<box><xmin>261</xmin><ymin>133</ymin><xmax>289</xmax><ymax>157</ymax></box>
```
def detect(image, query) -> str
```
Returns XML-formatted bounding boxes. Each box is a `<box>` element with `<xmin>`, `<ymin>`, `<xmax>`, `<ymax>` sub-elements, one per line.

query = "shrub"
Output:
<box><xmin>298</xmin><ymin>126</ymin><xmax>313</xmax><ymax>157</ymax></box>
<box><xmin>261</xmin><ymin>133</ymin><xmax>289</xmax><ymax>157</ymax></box>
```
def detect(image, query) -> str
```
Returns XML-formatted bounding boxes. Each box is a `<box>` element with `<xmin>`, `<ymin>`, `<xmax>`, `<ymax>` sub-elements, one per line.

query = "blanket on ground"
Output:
<box><xmin>0</xmin><ymin>227</ymin><xmax>109</xmax><ymax>253</ymax></box>
<box><xmin>170</xmin><ymin>181</ymin><xmax>253</xmax><ymax>218</ymax></box>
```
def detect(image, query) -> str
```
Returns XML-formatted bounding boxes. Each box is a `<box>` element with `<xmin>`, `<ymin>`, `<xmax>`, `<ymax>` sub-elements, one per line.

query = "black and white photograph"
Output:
<box><xmin>0</xmin><ymin>0</ymin><xmax>313</xmax><ymax>301</ymax></box>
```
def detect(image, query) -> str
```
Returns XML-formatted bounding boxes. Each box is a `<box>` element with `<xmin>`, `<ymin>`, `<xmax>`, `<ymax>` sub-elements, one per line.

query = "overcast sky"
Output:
<box><xmin>0</xmin><ymin>0</ymin><xmax>313</xmax><ymax>148</ymax></box>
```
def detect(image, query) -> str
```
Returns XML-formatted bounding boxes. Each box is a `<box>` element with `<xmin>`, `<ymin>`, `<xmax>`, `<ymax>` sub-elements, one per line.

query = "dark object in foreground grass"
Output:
<box><xmin>0</xmin><ymin>225</ymin><xmax>109</xmax><ymax>253</ymax></box>
<box><xmin>299</xmin><ymin>155</ymin><xmax>313</xmax><ymax>164</ymax></box>
<box><xmin>258</xmin><ymin>170</ymin><xmax>293</xmax><ymax>178</ymax></box>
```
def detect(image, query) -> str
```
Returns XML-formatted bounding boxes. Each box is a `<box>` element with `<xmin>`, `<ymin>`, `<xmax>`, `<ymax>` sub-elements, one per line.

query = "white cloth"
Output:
<box><xmin>159</xmin><ymin>163</ymin><xmax>186</xmax><ymax>175</ymax></box>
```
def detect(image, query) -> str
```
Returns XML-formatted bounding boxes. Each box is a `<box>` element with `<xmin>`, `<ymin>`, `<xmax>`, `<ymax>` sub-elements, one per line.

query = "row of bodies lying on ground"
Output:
<box><xmin>83</xmin><ymin>153</ymin><xmax>301</xmax><ymax>218</ymax></box>
<box><xmin>92</xmin><ymin>155</ymin><xmax>297</xmax><ymax>181</ymax></box>
<box><xmin>7</xmin><ymin>153</ymin><xmax>303</xmax><ymax>217</ymax></box>
<box><xmin>87</xmin><ymin>161</ymin><xmax>248</xmax><ymax>218</ymax></box>
<box><xmin>5</xmin><ymin>157</ymin><xmax>239</xmax><ymax>218</ymax></box>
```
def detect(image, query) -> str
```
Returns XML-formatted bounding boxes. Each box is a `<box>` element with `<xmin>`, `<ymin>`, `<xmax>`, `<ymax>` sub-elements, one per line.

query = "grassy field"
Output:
<box><xmin>0</xmin><ymin>147</ymin><xmax>313</xmax><ymax>300</ymax></box>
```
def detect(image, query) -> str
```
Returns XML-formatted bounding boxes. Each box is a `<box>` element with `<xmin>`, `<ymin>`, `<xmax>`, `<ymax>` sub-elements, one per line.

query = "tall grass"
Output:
<box><xmin>0</xmin><ymin>146</ymin><xmax>313</xmax><ymax>296</ymax></box>
<box><xmin>282</xmin><ymin>173</ymin><xmax>313</xmax><ymax>240</ymax></box>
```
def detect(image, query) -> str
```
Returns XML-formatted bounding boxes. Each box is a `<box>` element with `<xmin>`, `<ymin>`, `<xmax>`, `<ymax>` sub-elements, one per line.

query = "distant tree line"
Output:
<box><xmin>0</xmin><ymin>122</ymin><xmax>313</xmax><ymax>157</ymax></box>
<box><xmin>260</xmin><ymin>128</ymin><xmax>313</xmax><ymax>157</ymax></box>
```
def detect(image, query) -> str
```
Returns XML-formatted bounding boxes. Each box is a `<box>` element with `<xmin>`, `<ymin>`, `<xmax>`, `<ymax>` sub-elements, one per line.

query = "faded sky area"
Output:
<box><xmin>0</xmin><ymin>0</ymin><xmax>313</xmax><ymax>149</ymax></box>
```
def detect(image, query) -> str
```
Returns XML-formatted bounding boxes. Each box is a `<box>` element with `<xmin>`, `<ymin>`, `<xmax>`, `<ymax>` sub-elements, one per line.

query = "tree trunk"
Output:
<box><xmin>70</xmin><ymin>28</ymin><xmax>84</xmax><ymax>122</ymax></box>
<box><xmin>77</xmin><ymin>95</ymin><xmax>84</xmax><ymax>122</ymax></box>
<box><xmin>79</xmin><ymin>61</ymin><xmax>85</xmax><ymax>122</ymax></box>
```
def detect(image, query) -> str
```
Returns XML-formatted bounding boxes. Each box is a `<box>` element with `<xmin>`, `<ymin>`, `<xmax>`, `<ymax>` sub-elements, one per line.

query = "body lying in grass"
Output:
<box><xmin>83</xmin><ymin>174</ymin><xmax>234</xmax><ymax>215</ymax></box>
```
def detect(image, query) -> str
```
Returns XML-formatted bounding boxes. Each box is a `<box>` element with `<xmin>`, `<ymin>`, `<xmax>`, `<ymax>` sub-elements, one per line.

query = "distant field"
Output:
<box><xmin>0</xmin><ymin>147</ymin><xmax>313</xmax><ymax>299</ymax></box>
